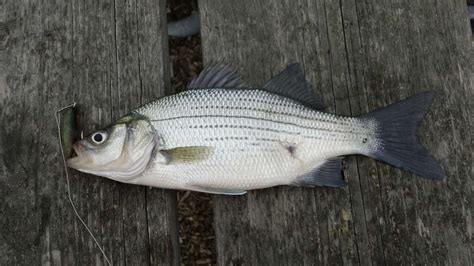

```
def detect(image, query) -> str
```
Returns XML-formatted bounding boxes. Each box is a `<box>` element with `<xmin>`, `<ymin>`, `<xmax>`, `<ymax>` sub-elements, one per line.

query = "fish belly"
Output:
<box><xmin>134</xmin><ymin>89</ymin><xmax>371</xmax><ymax>191</ymax></box>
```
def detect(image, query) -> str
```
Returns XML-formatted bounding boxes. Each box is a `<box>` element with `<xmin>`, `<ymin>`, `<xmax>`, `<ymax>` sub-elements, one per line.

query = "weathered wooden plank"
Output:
<box><xmin>355</xmin><ymin>0</ymin><xmax>473</xmax><ymax>264</ymax></box>
<box><xmin>70</xmin><ymin>1</ymin><xmax>122</xmax><ymax>264</ymax></box>
<box><xmin>199</xmin><ymin>0</ymin><xmax>473</xmax><ymax>264</ymax></box>
<box><xmin>0</xmin><ymin>0</ymin><xmax>179</xmax><ymax>265</ymax></box>
<box><xmin>335</xmin><ymin>0</ymin><xmax>386</xmax><ymax>264</ymax></box>
<box><xmin>199</xmin><ymin>1</ymin><xmax>358</xmax><ymax>265</ymax></box>
<box><xmin>135</xmin><ymin>0</ymin><xmax>180</xmax><ymax>264</ymax></box>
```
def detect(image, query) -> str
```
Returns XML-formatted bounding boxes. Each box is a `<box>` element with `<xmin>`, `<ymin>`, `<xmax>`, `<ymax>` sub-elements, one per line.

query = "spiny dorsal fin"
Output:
<box><xmin>263</xmin><ymin>63</ymin><xmax>325</xmax><ymax>110</ymax></box>
<box><xmin>294</xmin><ymin>158</ymin><xmax>345</xmax><ymax>187</ymax></box>
<box><xmin>187</xmin><ymin>64</ymin><xmax>247</xmax><ymax>89</ymax></box>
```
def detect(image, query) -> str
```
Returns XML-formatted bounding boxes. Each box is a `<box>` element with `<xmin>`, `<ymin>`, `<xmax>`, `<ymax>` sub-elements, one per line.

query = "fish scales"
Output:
<box><xmin>134</xmin><ymin>89</ymin><xmax>371</xmax><ymax>191</ymax></box>
<box><xmin>140</xmin><ymin>89</ymin><xmax>366</xmax><ymax>144</ymax></box>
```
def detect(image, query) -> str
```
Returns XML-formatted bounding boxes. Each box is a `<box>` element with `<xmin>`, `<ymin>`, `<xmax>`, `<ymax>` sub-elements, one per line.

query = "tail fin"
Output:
<box><xmin>361</xmin><ymin>92</ymin><xmax>445</xmax><ymax>180</ymax></box>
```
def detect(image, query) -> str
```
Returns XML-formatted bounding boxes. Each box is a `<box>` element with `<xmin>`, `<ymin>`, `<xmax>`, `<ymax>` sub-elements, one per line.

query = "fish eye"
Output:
<box><xmin>91</xmin><ymin>132</ymin><xmax>107</xmax><ymax>145</ymax></box>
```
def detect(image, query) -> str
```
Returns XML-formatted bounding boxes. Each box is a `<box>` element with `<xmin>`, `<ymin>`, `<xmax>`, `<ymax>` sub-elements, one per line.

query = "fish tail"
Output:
<box><xmin>360</xmin><ymin>92</ymin><xmax>445</xmax><ymax>180</ymax></box>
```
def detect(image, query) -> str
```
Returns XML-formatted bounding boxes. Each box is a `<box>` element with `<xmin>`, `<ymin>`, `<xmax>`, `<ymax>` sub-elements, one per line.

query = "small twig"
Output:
<box><xmin>179</xmin><ymin>190</ymin><xmax>191</xmax><ymax>205</ymax></box>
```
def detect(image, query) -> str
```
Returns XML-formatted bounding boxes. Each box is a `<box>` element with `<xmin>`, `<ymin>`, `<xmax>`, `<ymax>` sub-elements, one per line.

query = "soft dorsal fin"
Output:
<box><xmin>187</xmin><ymin>64</ymin><xmax>247</xmax><ymax>89</ymax></box>
<box><xmin>263</xmin><ymin>63</ymin><xmax>325</xmax><ymax>110</ymax></box>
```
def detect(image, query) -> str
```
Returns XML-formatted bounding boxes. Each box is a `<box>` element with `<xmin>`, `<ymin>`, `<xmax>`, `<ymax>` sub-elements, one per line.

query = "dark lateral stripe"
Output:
<box><xmin>185</xmin><ymin>104</ymin><xmax>341</xmax><ymax>124</ymax></box>
<box><xmin>145</xmin><ymin>89</ymin><xmax>350</xmax><ymax>125</ymax></box>
<box><xmin>188</xmin><ymin>124</ymin><xmax>294</xmax><ymax>135</ymax></box>
<box><xmin>139</xmin><ymin>88</ymin><xmax>352</xmax><ymax>126</ymax></box>
<box><xmin>151</xmin><ymin>114</ymin><xmax>357</xmax><ymax>135</ymax></box>
<box><xmin>185</xmin><ymin>119</ymin><xmax>364</xmax><ymax>136</ymax></box>
<box><xmin>152</xmin><ymin>114</ymin><xmax>307</xmax><ymax>130</ymax></box>
<box><xmin>159</xmin><ymin>103</ymin><xmax>347</xmax><ymax>125</ymax></box>
<box><xmin>187</xmin><ymin>124</ymin><xmax>327</xmax><ymax>140</ymax></box>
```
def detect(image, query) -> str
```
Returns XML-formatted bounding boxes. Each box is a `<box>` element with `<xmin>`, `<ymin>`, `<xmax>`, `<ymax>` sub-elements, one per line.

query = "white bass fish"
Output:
<box><xmin>67</xmin><ymin>64</ymin><xmax>445</xmax><ymax>195</ymax></box>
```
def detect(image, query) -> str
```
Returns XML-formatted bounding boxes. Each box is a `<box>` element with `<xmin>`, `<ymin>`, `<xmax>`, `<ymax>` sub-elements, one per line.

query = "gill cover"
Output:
<box><xmin>67</xmin><ymin>114</ymin><xmax>157</xmax><ymax>181</ymax></box>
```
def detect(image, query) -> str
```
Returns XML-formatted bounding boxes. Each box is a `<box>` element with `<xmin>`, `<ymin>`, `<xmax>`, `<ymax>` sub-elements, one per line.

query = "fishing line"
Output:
<box><xmin>55</xmin><ymin>103</ymin><xmax>112</xmax><ymax>266</ymax></box>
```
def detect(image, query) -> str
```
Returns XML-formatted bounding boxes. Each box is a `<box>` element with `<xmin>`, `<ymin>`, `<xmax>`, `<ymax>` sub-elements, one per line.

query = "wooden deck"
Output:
<box><xmin>1</xmin><ymin>0</ymin><xmax>178</xmax><ymax>265</ymax></box>
<box><xmin>199</xmin><ymin>0</ymin><xmax>473</xmax><ymax>265</ymax></box>
<box><xmin>1</xmin><ymin>0</ymin><xmax>472</xmax><ymax>265</ymax></box>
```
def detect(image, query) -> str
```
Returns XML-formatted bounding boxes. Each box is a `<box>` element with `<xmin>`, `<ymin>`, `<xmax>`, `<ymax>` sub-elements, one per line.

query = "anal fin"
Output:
<box><xmin>294</xmin><ymin>158</ymin><xmax>345</xmax><ymax>187</ymax></box>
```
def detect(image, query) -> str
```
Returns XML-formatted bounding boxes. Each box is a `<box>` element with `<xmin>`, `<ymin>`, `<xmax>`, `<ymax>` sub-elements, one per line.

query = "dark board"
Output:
<box><xmin>199</xmin><ymin>0</ymin><xmax>473</xmax><ymax>264</ymax></box>
<box><xmin>0</xmin><ymin>0</ymin><xmax>179</xmax><ymax>264</ymax></box>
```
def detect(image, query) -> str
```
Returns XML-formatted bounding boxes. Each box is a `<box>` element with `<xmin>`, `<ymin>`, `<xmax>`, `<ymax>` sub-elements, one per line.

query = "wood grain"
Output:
<box><xmin>0</xmin><ymin>0</ymin><xmax>179</xmax><ymax>265</ymax></box>
<box><xmin>199</xmin><ymin>0</ymin><xmax>473</xmax><ymax>264</ymax></box>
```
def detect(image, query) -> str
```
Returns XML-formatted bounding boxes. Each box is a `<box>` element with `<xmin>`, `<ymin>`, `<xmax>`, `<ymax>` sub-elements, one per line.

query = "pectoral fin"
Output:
<box><xmin>162</xmin><ymin>146</ymin><xmax>214</xmax><ymax>164</ymax></box>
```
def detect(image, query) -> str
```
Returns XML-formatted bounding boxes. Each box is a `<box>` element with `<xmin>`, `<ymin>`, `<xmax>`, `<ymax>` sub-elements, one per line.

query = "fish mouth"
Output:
<box><xmin>70</xmin><ymin>146</ymin><xmax>78</xmax><ymax>158</ymax></box>
<box><xmin>66</xmin><ymin>143</ymin><xmax>87</xmax><ymax>169</ymax></box>
<box><xmin>70</xmin><ymin>143</ymin><xmax>82</xmax><ymax>157</ymax></box>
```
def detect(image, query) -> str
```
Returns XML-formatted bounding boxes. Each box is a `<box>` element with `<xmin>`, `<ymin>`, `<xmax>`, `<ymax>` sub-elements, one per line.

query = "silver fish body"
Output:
<box><xmin>134</xmin><ymin>88</ymin><xmax>374</xmax><ymax>193</ymax></box>
<box><xmin>67</xmin><ymin>64</ymin><xmax>445</xmax><ymax>195</ymax></box>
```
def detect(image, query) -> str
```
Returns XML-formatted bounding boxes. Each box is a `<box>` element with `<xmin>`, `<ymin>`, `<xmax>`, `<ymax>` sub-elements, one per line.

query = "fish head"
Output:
<box><xmin>67</xmin><ymin>114</ymin><xmax>156</xmax><ymax>181</ymax></box>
